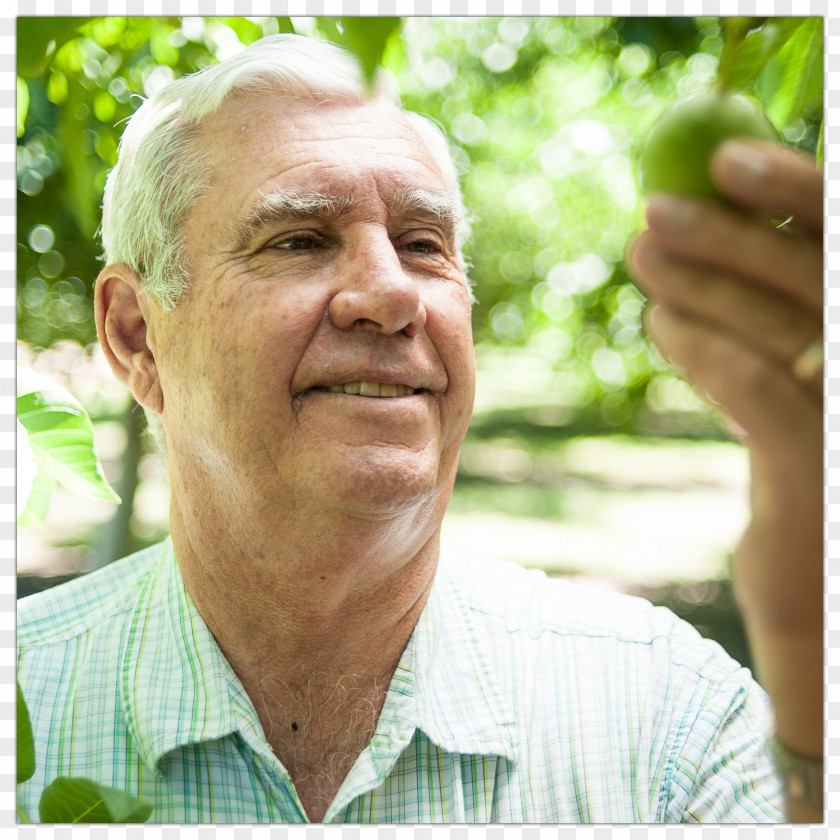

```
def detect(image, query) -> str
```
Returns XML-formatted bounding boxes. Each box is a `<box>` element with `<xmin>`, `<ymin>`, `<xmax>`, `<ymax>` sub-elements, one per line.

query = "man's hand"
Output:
<box><xmin>628</xmin><ymin>139</ymin><xmax>823</xmax><ymax>820</ymax></box>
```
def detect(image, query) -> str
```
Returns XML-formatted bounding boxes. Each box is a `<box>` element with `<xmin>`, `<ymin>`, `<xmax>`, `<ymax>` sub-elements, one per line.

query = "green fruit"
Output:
<box><xmin>640</xmin><ymin>90</ymin><xmax>780</xmax><ymax>201</ymax></box>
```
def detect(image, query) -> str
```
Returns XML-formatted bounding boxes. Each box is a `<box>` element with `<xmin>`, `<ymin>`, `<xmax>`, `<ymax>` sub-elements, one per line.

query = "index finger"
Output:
<box><xmin>711</xmin><ymin>139</ymin><xmax>823</xmax><ymax>233</ymax></box>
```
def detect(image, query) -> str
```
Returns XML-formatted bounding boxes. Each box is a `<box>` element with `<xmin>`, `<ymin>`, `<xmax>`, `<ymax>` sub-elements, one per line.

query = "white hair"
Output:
<box><xmin>99</xmin><ymin>33</ymin><xmax>468</xmax><ymax>311</ymax></box>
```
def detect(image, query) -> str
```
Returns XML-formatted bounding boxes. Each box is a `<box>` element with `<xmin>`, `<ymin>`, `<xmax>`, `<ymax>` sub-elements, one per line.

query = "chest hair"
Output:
<box><xmin>250</xmin><ymin>663</ymin><xmax>391</xmax><ymax>821</ymax></box>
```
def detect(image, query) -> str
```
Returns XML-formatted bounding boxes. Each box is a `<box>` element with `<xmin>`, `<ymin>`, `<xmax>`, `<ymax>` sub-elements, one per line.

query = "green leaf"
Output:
<box><xmin>222</xmin><ymin>16</ymin><xmax>270</xmax><ymax>45</ymax></box>
<box><xmin>762</xmin><ymin>17</ymin><xmax>823</xmax><ymax>129</ymax></box>
<box><xmin>17</xmin><ymin>469</ymin><xmax>57</xmax><ymax>529</ymax></box>
<box><xmin>17</xmin><ymin>684</ymin><xmax>35</xmax><ymax>785</ymax></box>
<box><xmin>275</xmin><ymin>17</ymin><xmax>296</xmax><ymax>35</ymax></box>
<box><xmin>315</xmin><ymin>18</ymin><xmax>343</xmax><ymax>46</ymax></box>
<box><xmin>317</xmin><ymin>17</ymin><xmax>402</xmax><ymax>85</ymax></box>
<box><xmin>39</xmin><ymin>777</ymin><xmax>153</xmax><ymax>822</ymax></box>
<box><xmin>17</xmin><ymin>367</ymin><xmax>121</xmax><ymax>506</ymax></box>
<box><xmin>716</xmin><ymin>18</ymin><xmax>761</xmax><ymax>89</ymax></box>
<box><xmin>17</xmin><ymin>417</ymin><xmax>37</xmax><ymax>516</ymax></box>
<box><xmin>727</xmin><ymin>18</ymin><xmax>808</xmax><ymax>90</ymax></box>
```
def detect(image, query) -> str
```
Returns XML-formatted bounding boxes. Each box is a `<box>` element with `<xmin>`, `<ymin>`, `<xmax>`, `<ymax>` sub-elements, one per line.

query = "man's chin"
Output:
<box><xmin>312</xmin><ymin>444</ymin><xmax>451</xmax><ymax>521</ymax></box>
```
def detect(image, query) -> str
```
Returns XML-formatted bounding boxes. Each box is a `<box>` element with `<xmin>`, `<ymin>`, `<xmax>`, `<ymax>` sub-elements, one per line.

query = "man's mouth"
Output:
<box><xmin>314</xmin><ymin>381</ymin><xmax>419</xmax><ymax>398</ymax></box>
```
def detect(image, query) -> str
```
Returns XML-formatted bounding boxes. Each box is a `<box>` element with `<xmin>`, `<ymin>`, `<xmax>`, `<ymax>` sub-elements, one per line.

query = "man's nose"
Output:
<box><xmin>329</xmin><ymin>232</ymin><xmax>427</xmax><ymax>337</ymax></box>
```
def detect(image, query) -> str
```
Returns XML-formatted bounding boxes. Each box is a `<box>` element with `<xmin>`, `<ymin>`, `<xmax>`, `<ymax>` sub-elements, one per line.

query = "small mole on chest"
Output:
<box><xmin>291</xmin><ymin>721</ymin><xmax>298</xmax><ymax>732</ymax></box>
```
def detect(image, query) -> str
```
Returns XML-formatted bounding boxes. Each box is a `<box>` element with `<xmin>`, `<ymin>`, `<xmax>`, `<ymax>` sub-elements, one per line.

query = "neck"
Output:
<box><xmin>169</xmin><ymin>490</ymin><xmax>443</xmax><ymax>676</ymax></box>
<box><xmin>166</xmin><ymin>473</ymin><xmax>448</xmax><ymax>820</ymax></box>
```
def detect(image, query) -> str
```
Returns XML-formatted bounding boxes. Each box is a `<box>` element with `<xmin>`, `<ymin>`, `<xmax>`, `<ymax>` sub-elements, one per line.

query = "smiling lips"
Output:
<box><xmin>317</xmin><ymin>381</ymin><xmax>418</xmax><ymax>398</ymax></box>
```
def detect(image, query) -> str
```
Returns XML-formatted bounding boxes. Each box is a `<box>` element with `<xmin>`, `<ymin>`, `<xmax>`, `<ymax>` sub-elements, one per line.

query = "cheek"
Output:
<box><xmin>436</xmin><ymin>290</ymin><xmax>475</xmax><ymax>372</ymax></box>
<box><xmin>212</xmin><ymin>286</ymin><xmax>327</xmax><ymax>381</ymax></box>
<box><xmin>431</xmin><ymin>294</ymin><xmax>475</xmax><ymax>424</ymax></box>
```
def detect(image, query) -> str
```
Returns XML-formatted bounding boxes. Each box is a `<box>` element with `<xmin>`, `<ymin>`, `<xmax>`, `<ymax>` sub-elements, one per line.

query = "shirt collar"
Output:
<box><xmin>387</xmin><ymin>553</ymin><xmax>519</xmax><ymax>761</ymax></box>
<box><xmin>120</xmin><ymin>541</ymin><xmax>518</xmax><ymax>774</ymax></box>
<box><xmin>119</xmin><ymin>538</ymin><xmax>246</xmax><ymax>773</ymax></box>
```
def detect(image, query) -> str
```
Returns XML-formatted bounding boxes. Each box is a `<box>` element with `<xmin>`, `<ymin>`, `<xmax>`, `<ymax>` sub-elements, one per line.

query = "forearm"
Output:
<box><xmin>747</xmin><ymin>623</ymin><xmax>822</xmax><ymax>755</ymax></box>
<box><xmin>737</xmin><ymin>517</ymin><xmax>823</xmax><ymax>822</ymax></box>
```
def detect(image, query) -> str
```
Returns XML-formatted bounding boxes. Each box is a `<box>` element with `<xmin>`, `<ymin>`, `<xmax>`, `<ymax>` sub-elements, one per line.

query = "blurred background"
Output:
<box><xmin>17</xmin><ymin>16</ymin><xmax>824</xmax><ymax>670</ymax></box>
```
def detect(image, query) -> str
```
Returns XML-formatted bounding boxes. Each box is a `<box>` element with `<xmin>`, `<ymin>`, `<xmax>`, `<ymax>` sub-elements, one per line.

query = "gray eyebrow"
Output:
<box><xmin>390</xmin><ymin>187</ymin><xmax>462</xmax><ymax>234</ymax></box>
<box><xmin>232</xmin><ymin>186</ymin><xmax>463</xmax><ymax>252</ymax></box>
<box><xmin>232</xmin><ymin>190</ymin><xmax>354</xmax><ymax>251</ymax></box>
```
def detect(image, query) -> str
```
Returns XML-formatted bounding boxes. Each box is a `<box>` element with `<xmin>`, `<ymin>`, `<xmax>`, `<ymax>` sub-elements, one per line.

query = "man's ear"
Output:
<box><xmin>94</xmin><ymin>265</ymin><xmax>164</xmax><ymax>415</ymax></box>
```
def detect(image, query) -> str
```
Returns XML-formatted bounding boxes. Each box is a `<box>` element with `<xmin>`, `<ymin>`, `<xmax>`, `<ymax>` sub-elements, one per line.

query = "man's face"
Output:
<box><xmin>149</xmin><ymin>95</ymin><xmax>475</xmax><ymax>526</ymax></box>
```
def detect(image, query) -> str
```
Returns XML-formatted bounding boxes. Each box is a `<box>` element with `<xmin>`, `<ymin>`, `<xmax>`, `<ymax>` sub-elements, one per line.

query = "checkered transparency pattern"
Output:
<box><xmin>3</xmin><ymin>0</ymin><xmax>837</xmax><ymax>835</ymax></box>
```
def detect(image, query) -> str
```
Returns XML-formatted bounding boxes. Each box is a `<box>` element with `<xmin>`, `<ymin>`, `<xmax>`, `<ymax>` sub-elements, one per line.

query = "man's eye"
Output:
<box><xmin>272</xmin><ymin>235</ymin><xmax>322</xmax><ymax>251</ymax></box>
<box><xmin>403</xmin><ymin>239</ymin><xmax>439</xmax><ymax>255</ymax></box>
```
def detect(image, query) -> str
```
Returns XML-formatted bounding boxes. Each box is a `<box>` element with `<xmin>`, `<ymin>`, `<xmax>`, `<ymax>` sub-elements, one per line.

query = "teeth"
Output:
<box><xmin>321</xmin><ymin>381</ymin><xmax>416</xmax><ymax>397</ymax></box>
<box><xmin>359</xmin><ymin>381</ymin><xmax>379</xmax><ymax>397</ymax></box>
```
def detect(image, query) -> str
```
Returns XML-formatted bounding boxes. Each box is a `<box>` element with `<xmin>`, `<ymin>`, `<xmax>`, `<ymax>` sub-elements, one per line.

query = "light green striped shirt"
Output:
<box><xmin>17</xmin><ymin>538</ymin><xmax>782</xmax><ymax>822</ymax></box>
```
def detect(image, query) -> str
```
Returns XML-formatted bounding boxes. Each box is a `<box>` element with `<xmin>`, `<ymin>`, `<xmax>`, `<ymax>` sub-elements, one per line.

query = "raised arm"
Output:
<box><xmin>628</xmin><ymin>138</ymin><xmax>823</xmax><ymax>822</ymax></box>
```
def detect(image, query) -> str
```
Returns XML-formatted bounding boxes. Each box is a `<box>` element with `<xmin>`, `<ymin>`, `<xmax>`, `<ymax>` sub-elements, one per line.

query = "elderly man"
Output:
<box><xmin>17</xmin><ymin>35</ymin><xmax>822</xmax><ymax>823</ymax></box>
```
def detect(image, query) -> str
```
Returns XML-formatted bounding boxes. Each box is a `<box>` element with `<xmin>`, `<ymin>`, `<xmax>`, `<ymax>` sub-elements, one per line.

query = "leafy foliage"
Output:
<box><xmin>714</xmin><ymin>17</ymin><xmax>823</xmax><ymax>163</ymax></box>
<box><xmin>316</xmin><ymin>17</ymin><xmax>401</xmax><ymax>84</ymax></box>
<box><xmin>758</xmin><ymin>17</ymin><xmax>823</xmax><ymax>140</ymax></box>
<box><xmin>722</xmin><ymin>17</ymin><xmax>812</xmax><ymax>89</ymax></box>
<box><xmin>17</xmin><ymin>365</ymin><xmax>120</xmax><ymax>527</ymax></box>
<box><xmin>39</xmin><ymin>777</ymin><xmax>153</xmax><ymax>823</ymax></box>
<box><xmin>17</xmin><ymin>684</ymin><xmax>35</xmax><ymax>785</ymax></box>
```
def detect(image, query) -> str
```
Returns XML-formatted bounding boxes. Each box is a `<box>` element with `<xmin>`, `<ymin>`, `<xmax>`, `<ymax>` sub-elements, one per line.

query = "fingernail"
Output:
<box><xmin>652</xmin><ymin>300</ymin><xmax>672</xmax><ymax>318</ymax></box>
<box><xmin>633</xmin><ymin>244</ymin><xmax>665</xmax><ymax>274</ymax></box>
<box><xmin>648</xmin><ymin>303</ymin><xmax>685</xmax><ymax>337</ymax></box>
<box><xmin>648</xmin><ymin>303</ymin><xmax>667</xmax><ymax>330</ymax></box>
<box><xmin>646</xmin><ymin>194</ymin><xmax>698</xmax><ymax>232</ymax></box>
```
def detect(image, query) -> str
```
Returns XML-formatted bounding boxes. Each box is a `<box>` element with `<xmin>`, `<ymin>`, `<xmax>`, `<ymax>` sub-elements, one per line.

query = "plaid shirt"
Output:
<box><xmin>17</xmin><ymin>537</ymin><xmax>782</xmax><ymax>822</ymax></box>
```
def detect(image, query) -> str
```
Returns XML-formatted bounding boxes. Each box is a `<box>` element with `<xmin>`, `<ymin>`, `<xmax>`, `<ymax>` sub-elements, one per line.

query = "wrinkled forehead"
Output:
<box><xmin>186</xmin><ymin>92</ymin><xmax>465</xmax><ymax>244</ymax></box>
<box><xmin>196</xmin><ymin>93</ymin><xmax>443</xmax><ymax>181</ymax></box>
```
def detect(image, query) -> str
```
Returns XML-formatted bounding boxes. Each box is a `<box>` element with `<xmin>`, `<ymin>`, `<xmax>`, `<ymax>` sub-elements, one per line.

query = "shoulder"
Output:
<box><xmin>433</xmin><ymin>553</ymin><xmax>779</xmax><ymax>822</ymax></box>
<box><xmin>439</xmin><ymin>551</ymin><xmax>682</xmax><ymax>643</ymax></box>
<box><xmin>17</xmin><ymin>540</ymin><xmax>167</xmax><ymax>647</ymax></box>
<box><xmin>436</xmin><ymin>551</ymin><xmax>745</xmax><ymax>682</ymax></box>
